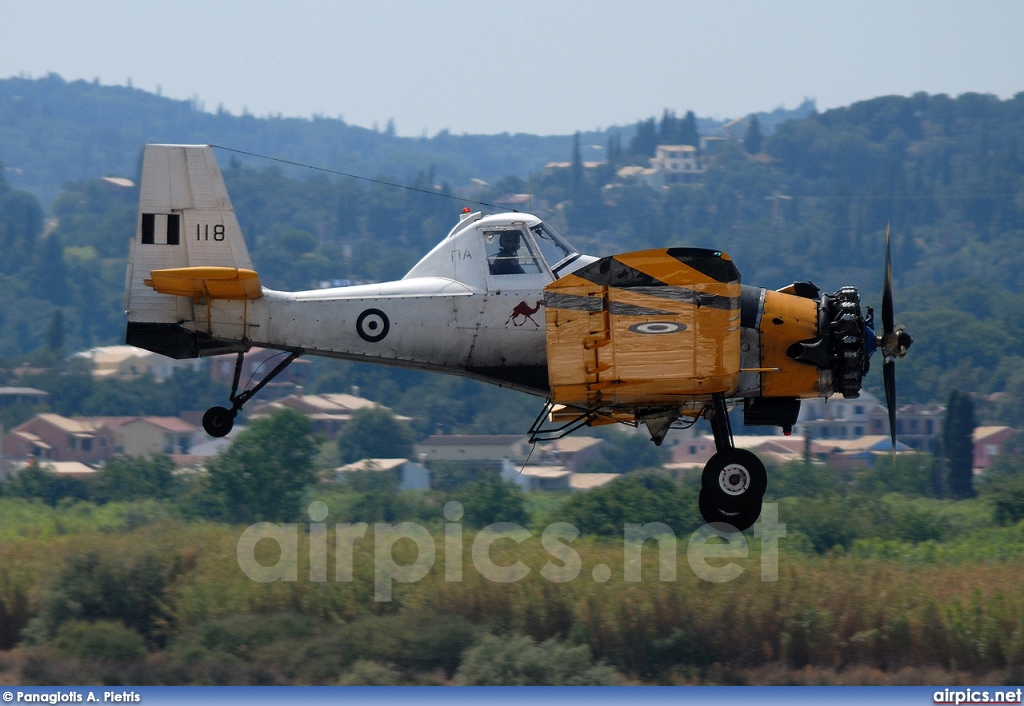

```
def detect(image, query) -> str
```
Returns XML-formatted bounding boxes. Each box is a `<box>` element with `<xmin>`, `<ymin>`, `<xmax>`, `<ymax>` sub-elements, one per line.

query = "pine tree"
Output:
<box><xmin>943</xmin><ymin>389</ymin><xmax>976</xmax><ymax>499</ymax></box>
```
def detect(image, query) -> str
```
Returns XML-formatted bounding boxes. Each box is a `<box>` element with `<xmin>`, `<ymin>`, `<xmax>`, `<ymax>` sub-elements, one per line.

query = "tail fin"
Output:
<box><xmin>125</xmin><ymin>144</ymin><xmax>255</xmax><ymax>358</ymax></box>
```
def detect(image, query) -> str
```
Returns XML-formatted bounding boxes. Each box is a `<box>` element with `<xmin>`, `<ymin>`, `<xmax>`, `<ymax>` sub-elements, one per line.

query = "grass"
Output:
<box><xmin>2</xmin><ymin>497</ymin><xmax>1024</xmax><ymax>683</ymax></box>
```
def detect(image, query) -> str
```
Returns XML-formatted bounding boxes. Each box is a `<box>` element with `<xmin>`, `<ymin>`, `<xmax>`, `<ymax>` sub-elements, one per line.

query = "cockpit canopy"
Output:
<box><xmin>482</xmin><ymin>221</ymin><xmax>578</xmax><ymax>276</ymax></box>
<box><xmin>402</xmin><ymin>212</ymin><xmax>588</xmax><ymax>290</ymax></box>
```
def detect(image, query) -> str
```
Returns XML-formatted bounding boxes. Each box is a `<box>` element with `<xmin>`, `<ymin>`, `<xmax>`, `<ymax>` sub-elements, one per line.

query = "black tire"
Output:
<box><xmin>698</xmin><ymin>488</ymin><xmax>762</xmax><ymax>533</ymax></box>
<box><xmin>701</xmin><ymin>448</ymin><xmax>768</xmax><ymax>512</ymax></box>
<box><xmin>203</xmin><ymin>406</ymin><xmax>235</xmax><ymax>438</ymax></box>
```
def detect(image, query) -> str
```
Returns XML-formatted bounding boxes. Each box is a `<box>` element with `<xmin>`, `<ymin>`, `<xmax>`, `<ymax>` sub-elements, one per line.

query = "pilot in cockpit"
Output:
<box><xmin>489</xmin><ymin>231</ymin><xmax>525</xmax><ymax>275</ymax></box>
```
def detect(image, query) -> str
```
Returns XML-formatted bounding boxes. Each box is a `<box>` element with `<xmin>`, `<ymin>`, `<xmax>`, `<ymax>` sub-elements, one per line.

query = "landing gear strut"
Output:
<box><xmin>202</xmin><ymin>348</ymin><xmax>304</xmax><ymax>437</ymax></box>
<box><xmin>699</xmin><ymin>393</ymin><xmax>767</xmax><ymax>532</ymax></box>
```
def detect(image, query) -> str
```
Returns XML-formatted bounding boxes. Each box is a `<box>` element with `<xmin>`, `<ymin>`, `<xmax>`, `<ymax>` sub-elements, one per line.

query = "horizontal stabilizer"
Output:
<box><xmin>145</xmin><ymin>266</ymin><xmax>263</xmax><ymax>300</ymax></box>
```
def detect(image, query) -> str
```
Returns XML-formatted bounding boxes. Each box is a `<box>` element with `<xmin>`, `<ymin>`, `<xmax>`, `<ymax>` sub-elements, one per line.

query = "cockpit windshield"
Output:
<box><xmin>529</xmin><ymin>222</ymin><xmax>578</xmax><ymax>273</ymax></box>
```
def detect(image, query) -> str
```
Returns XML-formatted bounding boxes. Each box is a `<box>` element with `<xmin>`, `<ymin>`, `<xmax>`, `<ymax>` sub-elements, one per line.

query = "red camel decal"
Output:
<box><xmin>506</xmin><ymin>300</ymin><xmax>542</xmax><ymax>327</ymax></box>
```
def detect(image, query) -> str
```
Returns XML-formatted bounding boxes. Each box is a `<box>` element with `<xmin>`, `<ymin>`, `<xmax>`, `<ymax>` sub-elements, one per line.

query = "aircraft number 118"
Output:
<box><xmin>197</xmin><ymin>224</ymin><xmax>226</xmax><ymax>241</ymax></box>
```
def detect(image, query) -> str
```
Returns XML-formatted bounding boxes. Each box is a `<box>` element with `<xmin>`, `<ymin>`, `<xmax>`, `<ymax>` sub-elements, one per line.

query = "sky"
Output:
<box><xmin>3</xmin><ymin>0</ymin><xmax>1023</xmax><ymax>137</ymax></box>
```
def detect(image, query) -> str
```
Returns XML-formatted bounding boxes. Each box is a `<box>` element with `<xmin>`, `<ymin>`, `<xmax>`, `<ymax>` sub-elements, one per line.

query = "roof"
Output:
<box><xmin>38</xmin><ymin>461</ymin><xmax>96</xmax><ymax>476</ymax></box>
<box><xmin>253</xmin><ymin>393</ymin><xmax>400</xmax><ymax>418</ymax></box>
<box><xmin>544</xmin><ymin>437</ymin><xmax>604</xmax><ymax>454</ymax></box>
<box><xmin>73</xmin><ymin>345</ymin><xmax>157</xmax><ymax>364</ymax></box>
<box><xmin>419</xmin><ymin>435</ymin><xmax>526</xmax><ymax>447</ymax></box>
<box><xmin>30</xmin><ymin>413</ymin><xmax>103</xmax><ymax>435</ymax></box>
<box><xmin>817</xmin><ymin>435</ymin><xmax>912</xmax><ymax>453</ymax></box>
<box><xmin>517</xmin><ymin>465</ymin><xmax>571</xmax><ymax>479</ymax></box>
<box><xmin>974</xmin><ymin>426</ymin><xmax>1015</xmax><ymax>442</ymax></box>
<box><xmin>336</xmin><ymin>458</ymin><xmax>410</xmax><ymax>473</ymax></box>
<box><xmin>73</xmin><ymin>416</ymin><xmax>198</xmax><ymax>433</ymax></box>
<box><xmin>0</xmin><ymin>387</ymin><xmax>48</xmax><ymax>397</ymax></box>
<box><xmin>10</xmin><ymin>430</ymin><xmax>51</xmax><ymax>449</ymax></box>
<box><xmin>569</xmin><ymin>473</ymin><xmax>620</xmax><ymax>490</ymax></box>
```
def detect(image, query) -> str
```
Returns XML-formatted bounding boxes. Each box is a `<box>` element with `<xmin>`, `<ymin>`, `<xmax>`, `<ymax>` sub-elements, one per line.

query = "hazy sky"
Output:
<box><xmin>3</xmin><ymin>0</ymin><xmax>1022</xmax><ymax>136</ymax></box>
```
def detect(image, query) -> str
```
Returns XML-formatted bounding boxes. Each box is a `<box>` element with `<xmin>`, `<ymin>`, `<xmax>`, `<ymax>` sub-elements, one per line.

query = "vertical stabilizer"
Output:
<box><xmin>125</xmin><ymin>144</ymin><xmax>254</xmax><ymax>358</ymax></box>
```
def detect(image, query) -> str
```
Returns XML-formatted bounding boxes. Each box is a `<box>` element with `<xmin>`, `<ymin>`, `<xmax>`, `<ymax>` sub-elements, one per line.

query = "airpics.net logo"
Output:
<box><xmin>236</xmin><ymin>501</ymin><xmax>786</xmax><ymax>601</ymax></box>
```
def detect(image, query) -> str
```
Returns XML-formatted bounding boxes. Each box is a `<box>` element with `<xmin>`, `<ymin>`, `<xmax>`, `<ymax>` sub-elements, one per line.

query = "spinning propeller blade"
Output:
<box><xmin>879</xmin><ymin>223</ymin><xmax>913</xmax><ymax>457</ymax></box>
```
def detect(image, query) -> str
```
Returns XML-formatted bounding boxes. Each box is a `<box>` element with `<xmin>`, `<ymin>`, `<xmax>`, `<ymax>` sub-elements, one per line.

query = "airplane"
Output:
<box><xmin>124</xmin><ymin>144</ymin><xmax>913</xmax><ymax>531</ymax></box>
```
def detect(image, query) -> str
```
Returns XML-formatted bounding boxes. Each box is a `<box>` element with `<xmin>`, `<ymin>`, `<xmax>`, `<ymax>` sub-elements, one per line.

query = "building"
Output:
<box><xmin>649</xmin><ymin>145</ymin><xmax>705</xmax><ymax>183</ymax></box>
<box><xmin>568</xmin><ymin>473</ymin><xmax>620</xmax><ymax>491</ymax></box>
<box><xmin>0</xmin><ymin>387</ymin><xmax>49</xmax><ymax>408</ymax></box>
<box><xmin>336</xmin><ymin>458</ymin><xmax>430</xmax><ymax>491</ymax></box>
<box><xmin>209</xmin><ymin>347</ymin><xmax>311</xmax><ymax>398</ymax></box>
<box><xmin>2</xmin><ymin>413</ymin><xmax>199</xmax><ymax>465</ymax></box>
<box><xmin>72</xmin><ymin>345</ymin><xmax>201</xmax><ymax>382</ymax></box>
<box><xmin>795</xmin><ymin>392</ymin><xmax>884</xmax><ymax>441</ymax></box>
<box><xmin>2</xmin><ymin>413</ymin><xmax>112</xmax><ymax>464</ymax></box>
<box><xmin>97</xmin><ymin>416</ymin><xmax>199</xmax><ymax>456</ymax></box>
<box><xmin>248</xmin><ymin>392</ymin><xmax>405</xmax><ymax>438</ymax></box>
<box><xmin>973</xmin><ymin>426</ymin><xmax>1017</xmax><ymax>473</ymax></box>
<box><xmin>537</xmin><ymin>436</ymin><xmax>605</xmax><ymax>471</ymax></box>
<box><xmin>795</xmin><ymin>392</ymin><xmax>944</xmax><ymax>453</ymax></box>
<box><xmin>414</xmin><ymin>435</ymin><xmax>532</xmax><ymax>472</ymax></box>
<box><xmin>502</xmin><ymin>462</ymin><xmax>572</xmax><ymax>491</ymax></box>
<box><xmin>892</xmin><ymin>404</ymin><xmax>945</xmax><ymax>453</ymax></box>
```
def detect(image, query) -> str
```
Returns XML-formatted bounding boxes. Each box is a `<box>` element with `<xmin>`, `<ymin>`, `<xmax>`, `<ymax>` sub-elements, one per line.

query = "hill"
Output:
<box><xmin>1</xmin><ymin>76</ymin><xmax>1023</xmax><ymax>420</ymax></box>
<box><xmin>0</xmin><ymin>74</ymin><xmax>814</xmax><ymax>208</ymax></box>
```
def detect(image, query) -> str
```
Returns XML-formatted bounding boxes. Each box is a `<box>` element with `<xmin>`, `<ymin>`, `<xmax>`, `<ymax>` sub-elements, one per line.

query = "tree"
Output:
<box><xmin>205</xmin><ymin>408</ymin><xmax>318</xmax><ymax>522</ymax></box>
<box><xmin>943</xmin><ymin>389</ymin><xmax>976</xmax><ymax>499</ymax></box>
<box><xmin>680</xmin><ymin>110</ymin><xmax>700</xmax><ymax>147</ymax></box>
<box><xmin>456</xmin><ymin>474</ymin><xmax>528</xmax><ymax>528</ymax></box>
<box><xmin>570</xmin><ymin>131</ymin><xmax>584</xmax><ymax>200</ymax></box>
<box><xmin>336</xmin><ymin>406</ymin><xmax>417</xmax><ymax>464</ymax></box>
<box><xmin>89</xmin><ymin>455</ymin><xmax>177</xmax><ymax>503</ymax></box>
<box><xmin>743</xmin><ymin>114</ymin><xmax>763</xmax><ymax>154</ymax></box>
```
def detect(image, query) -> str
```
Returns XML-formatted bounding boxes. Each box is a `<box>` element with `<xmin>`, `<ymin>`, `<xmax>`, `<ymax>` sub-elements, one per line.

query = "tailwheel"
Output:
<box><xmin>698</xmin><ymin>488</ymin><xmax>762</xmax><ymax>533</ymax></box>
<box><xmin>701</xmin><ymin>448</ymin><xmax>767</xmax><ymax>513</ymax></box>
<box><xmin>202</xmin><ymin>405</ymin><xmax>236</xmax><ymax>438</ymax></box>
<box><xmin>201</xmin><ymin>348</ymin><xmax>304</xmax><ymax>437</ymax></box>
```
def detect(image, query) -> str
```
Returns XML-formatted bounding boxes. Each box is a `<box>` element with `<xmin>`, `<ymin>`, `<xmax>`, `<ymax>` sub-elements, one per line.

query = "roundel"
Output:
<box><xmin>629</xmin><ymin>321</ymin><xmax>686</xmax><ymax>335</ymax></box>
<box><xmin>356</xmin><ymin>308</ymin><xmax>390</xmax><ymax>342</ymax></box>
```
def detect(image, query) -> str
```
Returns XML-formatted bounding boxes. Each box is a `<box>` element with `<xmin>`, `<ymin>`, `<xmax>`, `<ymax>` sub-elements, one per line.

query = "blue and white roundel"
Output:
<box><xmin>629</xmin><ymin>322</ymin><xmax>686</xmax><ymax>335</ymax></box>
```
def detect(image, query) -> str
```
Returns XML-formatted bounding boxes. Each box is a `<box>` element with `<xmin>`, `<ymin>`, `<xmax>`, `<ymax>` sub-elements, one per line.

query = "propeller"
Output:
<box><xmin>878</xmin><ymin>223</ymin><xmax>914</xmax><ymax>454</ymax></box>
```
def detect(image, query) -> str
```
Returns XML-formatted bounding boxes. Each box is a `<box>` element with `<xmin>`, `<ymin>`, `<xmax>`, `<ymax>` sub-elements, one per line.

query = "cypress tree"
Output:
<box><xmin>943</xmin><ymin>389</ymin><xmax>976</xmax><ymax>499</ymax></box>
<box><xmin>743</xmin><ymin>115</ymin><xmax>763</xmax><ymax>154</ymax></box>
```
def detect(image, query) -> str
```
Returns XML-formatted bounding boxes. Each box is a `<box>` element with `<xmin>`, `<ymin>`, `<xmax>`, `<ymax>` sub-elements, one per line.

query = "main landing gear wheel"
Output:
<box><xmin>701</xmin><ymin>448</ymin><xmax>767</xmax><ymax>512</ymax></box>
<box><xmin>698</xmin><ymin>488</ymin><xmax>762</xmax><ymax>533</ymax></box>
<box><xmin>203</xmin><ymin>406</ymin><xmax>236</xmax><ymax>437</ymax></box>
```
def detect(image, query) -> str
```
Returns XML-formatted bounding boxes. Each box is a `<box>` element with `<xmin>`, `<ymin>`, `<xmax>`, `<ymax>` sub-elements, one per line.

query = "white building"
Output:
<box><xmin>336</xmin><ymin>458</ymin><xmax>430</xmax><ymax>491</ymax></box>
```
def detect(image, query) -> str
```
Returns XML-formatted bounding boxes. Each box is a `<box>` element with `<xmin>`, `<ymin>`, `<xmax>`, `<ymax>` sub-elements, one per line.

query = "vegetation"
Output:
<box><xmin>203</xmin><ymin>409</ymin><xmax>319</xmax><ymax>523</ymax></box>
<box><xmin>3</xmin><ymin>77</ymin><xmax>1024</xmax><ymax>685</ymax></box>
<box><xmin>1</xmin><ymin>82</ymin><xmax>1024</xmax><ymax>421</ymax></box>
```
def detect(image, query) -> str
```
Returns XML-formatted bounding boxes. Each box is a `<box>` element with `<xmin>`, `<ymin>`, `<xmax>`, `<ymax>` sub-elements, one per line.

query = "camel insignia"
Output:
<box><xmin>506</xmin><ymin>300</ymin><xmax>542</xmax><ymax>327</ymax></box>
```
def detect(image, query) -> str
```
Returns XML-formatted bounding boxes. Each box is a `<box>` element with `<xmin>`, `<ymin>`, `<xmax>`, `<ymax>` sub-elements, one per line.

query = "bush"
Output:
<box><xmin>52</xmin><ymin>619</ymin><xmax>147</xmax><ymax>661</ymax></box>
<box><xmin>456</xmin><ymin>475</ymin><xmax>528</xmax><ymax>528</ymax></box>
<box><xmin>456</xmin><ymin>633</ymin><xmax>622</xmax><ymax>685</ymax></box>
<box><xmin>24</xmin><ymin>547</ymin><xmax>182</xmax><ymax>647</ymax></box>
<box><xmin>337</xmin><ymin>659</ymin><xmax>404</xmax><ymax>686</ymax></box>
<box><xmin>552</xmin><ymin>473</ymin><xmax>700</xmax><ymax>536</ymax></box>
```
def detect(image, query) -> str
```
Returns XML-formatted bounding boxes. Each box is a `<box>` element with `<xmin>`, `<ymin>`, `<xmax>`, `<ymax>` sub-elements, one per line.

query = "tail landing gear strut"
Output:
<box><xmin>698</xmin><ymin>393</ymin><xmax>767</xmax><ymax>532</ymax></box>
<box><xmin>202</xmin><ymin>349</ymin><xmax>304</xmax><ymax>437</ymax></box>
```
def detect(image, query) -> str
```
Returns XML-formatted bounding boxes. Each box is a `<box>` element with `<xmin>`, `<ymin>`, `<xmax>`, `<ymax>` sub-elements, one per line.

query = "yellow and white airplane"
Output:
<box><xmin>124</xmin><ymin>144</ymin><xmax>912</xmax><ymax>530</ymax></box>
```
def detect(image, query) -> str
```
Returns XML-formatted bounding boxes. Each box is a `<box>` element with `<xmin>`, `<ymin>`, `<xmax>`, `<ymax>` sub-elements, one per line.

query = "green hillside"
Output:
<box><xmin>1</xmin><ymin>77</ymin><xmax>1023</xmax><ymax>421</ymax></box>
